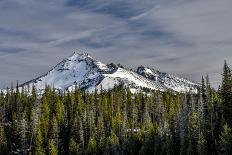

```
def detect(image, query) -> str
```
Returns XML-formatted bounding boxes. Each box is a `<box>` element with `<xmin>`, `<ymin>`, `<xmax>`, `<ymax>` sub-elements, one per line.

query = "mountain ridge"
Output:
<box><xmin>18</xmin><ymin>52</ymin><xmax>199</xmax><ymax>93</ymax></box>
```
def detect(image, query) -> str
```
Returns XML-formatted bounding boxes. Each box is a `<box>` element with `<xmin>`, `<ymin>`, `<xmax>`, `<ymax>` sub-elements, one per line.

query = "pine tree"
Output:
<box><xmin>201</xmin><ymin>77</ymin><xmax>208</xmax><ymax>112</ymax></box>
<box><xmin>69</xmin><ymin>138</ymin><xmax>78</xmax><ymax>154</ymax></box>
<box><xmin>205</xmin><ymin>75</ymin><xmax>217</xmax><ymax>153</ymax></box>
<box><xmin>200</xmin><ymin>77</ymin><xmax>211</xmax><ymax>152</ymax></box>
<box><xmin>219</xmin><ymin>123</ymin><xmax>232</xmax><ymax>154</ymax></box>
<box><xmin>106</xmin><ymin>131</ymin><xmax>120</xmax><ymax>154</ymax></box>
<box><xmin>78</xmin><ymin>117</ymin><xmax>85</xmax><ymax>151</ymax></box>
<box><xmin>55</xmin><ymin>97</ymin><xmax>64</xmax><ymax>124</ymax></box>
<box><xmin>187</xmin><ymin>98</ymin><xmax>198</xmax><ymax>155</ymax></box>
<box><xmin>40</xmin><ymin>95</ymin><xmax>50</xmax><ymax>144</ymax></box>
<box><xmin>197</xmin><ymin>132</ymin><xmax>207</xmax><ymax>155</ymax></box>
<box><xmin>0</xmin><ymin>126</ymin><xmax>8</xmax><ymax>154</ymax></box>
<box><xmin>179</xmin><ymin>94</ymin><xmax>189</xmax><ymax>155</ymax></box>
<box><xmin>35</xmin><ymin>127</ymin><xmax>45</xmax><ymax>155</ymax></box>
<box><xmin>112</xmin><ymin>110</ymin><xmax>122</xmax><ymax>136</ymax></box>
<box><xmin>221</xmin><ymin>61</ymin><xmax>232</xmax><ymax>127</ymax></box>
<box><xmin>47</xmin><ymin>139</ymin><xmax>58</xmax><ymax>155</ymax></box>
<box><xmin>87</xmin><ymin>136</ymin><xmax>97</xmax><ymax>154</ymax></box>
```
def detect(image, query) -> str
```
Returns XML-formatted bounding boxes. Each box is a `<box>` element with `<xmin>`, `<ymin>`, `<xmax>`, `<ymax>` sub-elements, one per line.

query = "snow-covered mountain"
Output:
<box><xmin>19</xmin><ymin>52</ymin><xmax>199</xmax><ymax>93</ymax></box>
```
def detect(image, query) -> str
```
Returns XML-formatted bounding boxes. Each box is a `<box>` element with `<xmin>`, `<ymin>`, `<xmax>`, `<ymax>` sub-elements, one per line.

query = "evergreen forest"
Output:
<box><xmin>0</xmin><ymin>61</ymin><xmax>232</xmax><ymax>155</ymax></box>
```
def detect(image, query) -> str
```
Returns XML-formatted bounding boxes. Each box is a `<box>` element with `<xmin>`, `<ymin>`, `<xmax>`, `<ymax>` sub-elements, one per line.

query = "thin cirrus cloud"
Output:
<box><xmin>0</xmin><ymin>0</ymin><xmax>231</xmax><ymax>88</ymax></box>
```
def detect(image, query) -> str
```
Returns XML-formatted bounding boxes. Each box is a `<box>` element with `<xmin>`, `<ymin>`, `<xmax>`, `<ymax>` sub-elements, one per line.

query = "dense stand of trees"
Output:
<box><xmin>0</xmin><ymin>62</ymin><xmax>232</xmax><ymax>154</ymax></box>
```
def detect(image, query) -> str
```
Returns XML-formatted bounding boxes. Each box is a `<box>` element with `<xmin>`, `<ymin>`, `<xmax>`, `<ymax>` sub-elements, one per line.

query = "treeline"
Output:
<box><xmin>0</xmin><ymin>62</ymin><xmax>232</xmax><ymax>155</ymax></box>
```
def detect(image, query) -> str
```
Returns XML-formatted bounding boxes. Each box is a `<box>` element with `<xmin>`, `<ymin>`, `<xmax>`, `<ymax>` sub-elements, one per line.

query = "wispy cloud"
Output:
<box><xmin>0</xmin><ymin>0</ymin><xmax>231</xmax><ymax>88</ymax></box>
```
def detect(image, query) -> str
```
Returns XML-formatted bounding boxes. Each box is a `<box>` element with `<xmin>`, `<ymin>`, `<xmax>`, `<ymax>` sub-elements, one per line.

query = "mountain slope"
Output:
<box><xmin>137</xmin><ymin>66</ymin><xmax>198</xmax><ymax>93</ymax></box>
<box><xmin>19</xmin><ymin>52</ymin><xmax>199</xmax><ymax>93</ymax></box>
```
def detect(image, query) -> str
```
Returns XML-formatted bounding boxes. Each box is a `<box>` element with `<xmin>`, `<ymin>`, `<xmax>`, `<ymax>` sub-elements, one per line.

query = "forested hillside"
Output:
<box><xmin>0</xmin><ymin>62</ymin><xmax>232</xmax><ymax>154</ymax></box>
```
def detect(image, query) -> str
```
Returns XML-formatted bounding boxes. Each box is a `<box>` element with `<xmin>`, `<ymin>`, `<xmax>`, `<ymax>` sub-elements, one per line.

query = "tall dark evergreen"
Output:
<box><xmin>221</xmin><ymin>61</ymin><xmax>232</xmax><ymax>127</ymax></box>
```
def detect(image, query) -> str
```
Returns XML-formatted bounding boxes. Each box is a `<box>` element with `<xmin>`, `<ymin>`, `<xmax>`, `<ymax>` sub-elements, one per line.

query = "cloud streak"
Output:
<box><xmin>0</xmin><ymin>0</ymin><xmax>231</xmax><ymax>88</ymax></box>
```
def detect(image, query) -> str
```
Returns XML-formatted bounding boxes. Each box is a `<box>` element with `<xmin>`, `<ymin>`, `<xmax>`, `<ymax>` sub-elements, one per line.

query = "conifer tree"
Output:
<box><xmin>55</xmin><ymin>97</ymin><xmax>64</xmax><ymax>125</ymax></box>
<box><xmin>47</xmin><ymin>139</ymin><xmax>58</xmax><ymax>155</ymax></box>
<box><xmin>106</xmin><ymin>131</ymin><xmax>120</xmax><ymax>154</ymax></box>
<box><xmin>179</xmin><ymin>94</ymin><xmax>189</xmax><ymax>154</ymax></box>
<box><xmin>69</xmin><ymin>138</ymin><xmax>78</xmax><ymax>154</ymax></box>
<box><xmin>112</xmin><ymin>110</ymin><xmax>122</xmax><ymax>136</ymax></box>
<box><xmin>40</xmin><ymin>95</ymin><xmax>50</xmax><ymax>145</ymax></box>
<box><xmin>87</xmin><ymin>136</ymin><xmax>97</xmax><ymax>154</ymax></box>
<box><xmin>0</xmin><ymin>126</ymin><xmax>8</xmax><ymax>154</ymax></box>
<box><xmin>187</xmin><ymin>97</ymin><xmax>198</xmax><ymax>155</ymax></box>
<box><xmin>219</xmin><ymin>123</ymin><xmax>232</xmax><ymax>154</ymax></box>
<box><xmin>96</xmin><ymin>114</ymin><xmax>105</xmax><ymax>152</ymax></box>
<box><xmin>197</xmin><ymin>132</ymin><xmax>207</xmax><ymax>155</ymax></box>
<box><xmin>221</xmin><ymin>61</ymin><xmax>232</xmax><ymax>127</ymax></box>
<box><xmin>78</xmin><ymin>117</ymin><xmax>85</xmax><ymax>151</ymax></box>
<box><xmin>35</xmin><ymin>128</ymin><xmax>45</xmax><ymax>155</ymax></box>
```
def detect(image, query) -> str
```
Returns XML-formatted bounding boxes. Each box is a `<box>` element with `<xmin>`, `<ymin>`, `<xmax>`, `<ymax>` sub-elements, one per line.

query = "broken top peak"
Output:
<box><xmin>68</xmin><ymin>51</ymin><xmax>92</xmax><ymax>61</ymax></box>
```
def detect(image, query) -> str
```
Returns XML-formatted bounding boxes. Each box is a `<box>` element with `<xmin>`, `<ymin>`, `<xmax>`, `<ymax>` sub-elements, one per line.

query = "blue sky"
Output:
<box><xmin>0</xmin><ymin>0</ymin><xmax>232</xmax><ymax>88</ymax></box>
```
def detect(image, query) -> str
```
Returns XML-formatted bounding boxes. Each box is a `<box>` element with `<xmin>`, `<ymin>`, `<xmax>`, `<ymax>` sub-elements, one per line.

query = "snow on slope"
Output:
<box><xmin>137</xmin><ymin>66</ymin><xmax>199</xmax><ymax>93</ymax></box>
<box><xmin>97</xmin><ymin>68</ymin><xmax>165</xmax><ymax>92</ymax></box>
<box><xmin>19</xmin><ymin>52</ymin><xmax>199</xmax><ymax>93</ymax></box>
<box><xmin>20</xmin><ymin>52</ymin><xmax>107</xmax><ymax>93</ymax></box>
